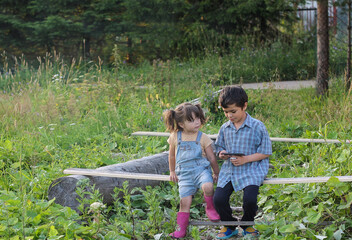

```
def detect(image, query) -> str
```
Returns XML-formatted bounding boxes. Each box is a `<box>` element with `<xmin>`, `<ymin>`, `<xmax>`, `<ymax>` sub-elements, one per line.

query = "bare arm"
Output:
<box><xmin>168</xmin><ymin>143</ymin><xmax>178</xmax><ymax>182</ymax></box>
<box><xmin>205</xmin><ymin>145</ymin><xmax>220</xmax><ymax>183</ymax></box>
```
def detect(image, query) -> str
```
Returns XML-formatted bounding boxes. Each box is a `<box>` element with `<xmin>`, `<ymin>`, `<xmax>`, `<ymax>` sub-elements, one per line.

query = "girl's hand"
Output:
<box><xmin>169</xmin><ymin>171</ymin><xmax>178</xmax><ymax>183</ymax></box>
<box><xmin>230</xmin><ymin>156</ymin><xmax>247</xmax><ymax>166</ymax></box>
<box><xmin>212</xmin><ymin>173</ymin><xmax>219</xmax><ymax>184</ymax></box>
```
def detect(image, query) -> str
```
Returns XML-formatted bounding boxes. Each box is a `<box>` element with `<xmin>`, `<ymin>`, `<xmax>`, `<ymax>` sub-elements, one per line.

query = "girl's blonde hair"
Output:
<box><xmin>163</xmin><ymin>102</ymin><xmax>206</xmax><ymax>132</ymax></box>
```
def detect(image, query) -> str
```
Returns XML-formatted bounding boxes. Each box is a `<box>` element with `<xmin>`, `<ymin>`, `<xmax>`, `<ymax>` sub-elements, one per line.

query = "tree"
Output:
<box><xmin>185</xmin><ymin>0</ymin><xmax>298</xmax><ymax>39</ymax></box>
<box><xmin>346</xmin><ymin>0</ymin><xmax>351</xmax><ymax>91</ymax></box>
<box><xmin>27</xmin><ymin>0</ymin><xmax>124</xmax><ymax>60</ymax></box>
<box><xmin>0</xmin><ymin>0</ymin><xmax>124</xmax><ymax>61</ymax></box>
<box><xmin>0</xmin><ymin>0</ymin><xmax>35</xmax><ymax>55</ymax></box>
<box><xmin>316</xmin><ymin>0</ymin><xmax>330</xmax><ymax>96</ymax></box>
<box><xmin>120</xmin><ymin>0</ymin><xmax>301</xmax><ymax>61</ymax></box>
<box><xmin>0</xmin><ymin>0</ymin><xmax>308</xmax><ymax>63</ymax></box>
<box><xmin>121</xmin><ymin>0</ymin><xmax>188</xmax><ymax>61</ymax></box>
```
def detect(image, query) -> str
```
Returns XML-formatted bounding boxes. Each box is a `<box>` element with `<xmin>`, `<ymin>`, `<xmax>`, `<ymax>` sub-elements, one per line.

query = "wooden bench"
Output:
<box><xmin>64</xmin><ymin>168</ymin><xmax>352</xmax><ymax>185</ymax></box>
<box><xmin>63</xmin><ymin>133</ymin><xmax>352</xmax><ymax>227</ymax></box>
<box><xmin>63</xmin><ymin>168</ymin><xmax>352</xmax><ymax>227</ymax></box>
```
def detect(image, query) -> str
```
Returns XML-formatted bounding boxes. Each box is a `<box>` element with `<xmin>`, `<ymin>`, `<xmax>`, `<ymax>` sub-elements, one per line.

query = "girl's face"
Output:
<box><xmin>179</xmin><ymin>112</ymin><xmax>201</xmax><ymax>133</ymax></box>
<box><xmin>222</xmin><ymin>103</ymin><xmax>247</xmax><ymax>125</ymax></box>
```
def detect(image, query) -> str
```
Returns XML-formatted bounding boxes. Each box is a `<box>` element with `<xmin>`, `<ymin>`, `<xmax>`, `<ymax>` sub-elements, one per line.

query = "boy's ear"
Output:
<box><xmin>242</xmin><ymin>102</ymin><xmax>248</xmax><ymax>111</ymax></box>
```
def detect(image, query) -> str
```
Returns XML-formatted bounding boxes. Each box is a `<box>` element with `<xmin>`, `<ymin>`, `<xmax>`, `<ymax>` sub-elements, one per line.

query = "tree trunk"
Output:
<box><xmin>48</xmin><ymin>152</ymin><xmax>169</xmax><ymax>212</ymax></box>
<box><xmin>346</xmin><ymin>0</ymin><xmax>352</xmax><ymax>91</ymax></box>
<box><xmin>82</xmin><ymin>37</ymin><xmax>91</xmax><ymax>61</ymax></box>
<box><xmin>316</xmin><ymin>0</ymin><xmax>329</xmax><ymax>96</ymax></box>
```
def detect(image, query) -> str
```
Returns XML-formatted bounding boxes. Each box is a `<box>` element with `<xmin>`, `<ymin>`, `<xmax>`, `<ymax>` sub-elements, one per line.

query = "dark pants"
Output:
<box><xmin>213</xmin><ymin>182</ymin><xmax>259</xmax><ymax>230</ymax></box>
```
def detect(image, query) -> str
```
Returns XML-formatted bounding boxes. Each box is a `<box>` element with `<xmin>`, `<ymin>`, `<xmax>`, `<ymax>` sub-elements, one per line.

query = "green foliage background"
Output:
<box><xmin>1</xmin><ymin>0</ymin><xmax>305</xmax><ymax>63</ymax></box>
<box><xmin>0</xmin><ymin>1</ymin><xmax>352</xmax><ymax>239</ymax></box>
<box><xmin>0</xmin><ymin>38</ymin><xmax>352</xmax><ymax>238</ymax></box>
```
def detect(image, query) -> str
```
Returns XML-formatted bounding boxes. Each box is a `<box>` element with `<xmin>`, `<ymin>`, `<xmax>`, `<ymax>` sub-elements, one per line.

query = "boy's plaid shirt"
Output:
<box><xmin>215</xmin><ymin>113</ymin><xmax>272</xmax><ymax>191</ymax></box>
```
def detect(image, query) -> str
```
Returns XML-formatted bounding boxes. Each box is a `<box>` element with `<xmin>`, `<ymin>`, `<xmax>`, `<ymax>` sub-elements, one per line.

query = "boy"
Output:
<box><xmin>213</xmin><ymin>86</ymin><xmax>272</xmax><ymax>239</ymax></box>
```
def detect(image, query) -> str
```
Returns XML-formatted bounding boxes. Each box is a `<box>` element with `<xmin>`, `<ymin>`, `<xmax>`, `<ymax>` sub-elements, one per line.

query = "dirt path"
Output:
<box><xmin>191</xmin><ymin>80</ymin><xmax>315</xmax><ymax>105</ymax></box>
<box><xmin>241</xmin><ymin>80</ymin><xmax>315</xmax><ymax>90</ymax></box>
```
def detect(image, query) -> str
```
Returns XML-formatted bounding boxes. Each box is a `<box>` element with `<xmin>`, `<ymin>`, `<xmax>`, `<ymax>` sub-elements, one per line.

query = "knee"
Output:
<box><xmin>202</xmin><ymin>182</ymin><xmax>214</xmax><ymax>195</ymax></box>
<box><xmin>213</xmin><ymin>193</ymin><xmax>225</xmax><ymax>208</ymax></box>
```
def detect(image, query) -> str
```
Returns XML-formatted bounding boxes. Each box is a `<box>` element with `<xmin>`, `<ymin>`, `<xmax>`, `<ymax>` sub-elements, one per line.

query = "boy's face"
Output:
<box><xmin>221</xmin><ymin>103</ymin><xmax>247</xmax><ymax>125</ymax></box>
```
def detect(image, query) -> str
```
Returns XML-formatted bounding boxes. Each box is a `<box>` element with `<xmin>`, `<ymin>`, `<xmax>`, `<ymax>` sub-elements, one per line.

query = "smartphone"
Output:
<box><xmin>222</xmin><ymin>153</ymin><xmax>245</xmax><ymax>156</ymax></box>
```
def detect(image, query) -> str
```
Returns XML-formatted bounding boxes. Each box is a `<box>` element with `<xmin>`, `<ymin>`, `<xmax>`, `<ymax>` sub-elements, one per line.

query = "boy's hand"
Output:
<box><xmin>218</xmin><ymin>151</ymin><xmax>229</xmax><ymax>159</ymax></box>
<box><xmin>169</xmin><ymin>171</ymin><xmax>178</xmax><ymax>183</ymax></box>
<box><xmin>230</xmin><ymin>156</ymin><xmax>247</xmax><ymax>166</ymax></box>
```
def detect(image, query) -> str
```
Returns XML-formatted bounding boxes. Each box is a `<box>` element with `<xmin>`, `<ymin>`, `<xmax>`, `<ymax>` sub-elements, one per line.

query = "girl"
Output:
<box><xmin>163</xmin><ymin>102</ymin><xmax>220</xmax><ymax>238</ymax></box>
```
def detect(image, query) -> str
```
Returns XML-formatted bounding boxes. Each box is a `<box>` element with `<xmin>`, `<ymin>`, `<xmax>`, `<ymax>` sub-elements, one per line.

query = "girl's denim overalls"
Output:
<box><xmin>175</xmin><ymin>131</ymin><xmax>213</xmax><ymax>198</ymax></box>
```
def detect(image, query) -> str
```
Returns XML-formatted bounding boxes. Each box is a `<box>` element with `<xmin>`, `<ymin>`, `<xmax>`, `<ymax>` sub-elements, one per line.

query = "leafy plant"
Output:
<box><xmin>0</xmin><ymin>36</ymin><xmax>352</xmax><ymax>239</ymax></box>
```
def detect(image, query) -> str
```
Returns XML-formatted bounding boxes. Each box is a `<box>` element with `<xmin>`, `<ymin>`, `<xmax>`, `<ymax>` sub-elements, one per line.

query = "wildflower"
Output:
<box><xmin>90</xmin><ymin>202</ymin><xmax>106</xmax><ymax>212</ymax></box>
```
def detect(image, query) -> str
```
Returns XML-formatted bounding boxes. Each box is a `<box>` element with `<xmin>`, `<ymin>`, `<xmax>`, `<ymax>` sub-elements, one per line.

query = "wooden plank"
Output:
<box><xmin>63</xmin><ymin>168</ymin><xmax>352</xmax><ymax>184</ymax></box>
<box><xmin>131</xmin><ymin>131</ymin><xmax>352</xmax><ymax>144</ymax></box>
<box><xmin>189</xmin><ymin>221</ymin><xmax>256</xmax><ymax>226</ymax></box>
<box><xmin>189</xmin><ymin>220</ymin><xmax>336</xmax><ymax>226</ymax></box>
<box><xmin>131</xmin><ymin>131</ymin><xmax>218</xmax><ymax>139</ymax></box>
<box><xmin>263</xmin><ymin>176</ymin><xmax>352</xmax><ymax>184</ymax></box>
<box><xmin>63</xmin><ymin>168</ymin><xmax>170</xmax><ymax>181</ymax></box>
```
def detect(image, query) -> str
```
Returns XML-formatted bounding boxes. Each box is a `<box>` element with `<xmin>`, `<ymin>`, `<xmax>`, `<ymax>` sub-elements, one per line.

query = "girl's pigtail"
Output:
<box><xmin>163</xmin><ymin>109</ymin><xmax>177</xmax><ymax>132</ymax></box>
<box><xmin>195</xmin><ymin>103</ymin><xmax>206</xmax><ymax>125</ymax></box>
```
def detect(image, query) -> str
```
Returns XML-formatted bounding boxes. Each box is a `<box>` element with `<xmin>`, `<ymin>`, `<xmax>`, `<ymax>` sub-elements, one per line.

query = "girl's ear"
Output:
<box><xmin>178</xmin><ymin>122</ymin><xmax>184</xmax><ymax>130</ymax></box>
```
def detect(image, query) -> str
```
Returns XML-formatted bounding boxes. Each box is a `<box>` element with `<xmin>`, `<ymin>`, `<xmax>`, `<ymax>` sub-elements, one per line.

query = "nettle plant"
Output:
<box><xmin>257</xmin><ymin>142</ymin><xmax>352</xmax><ymax>239</ymax></box>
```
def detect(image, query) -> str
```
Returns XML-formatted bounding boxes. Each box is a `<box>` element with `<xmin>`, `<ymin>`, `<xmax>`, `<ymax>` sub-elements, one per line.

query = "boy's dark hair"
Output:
<box><xmin>163</xmin><ymin>103</ymin><xmax>206</xmax><ymax>132</ymax></box>
<box><xmin>218</xmin><ymin>86</ymin><xmax>248</xmax><ymax>108</ymax></box>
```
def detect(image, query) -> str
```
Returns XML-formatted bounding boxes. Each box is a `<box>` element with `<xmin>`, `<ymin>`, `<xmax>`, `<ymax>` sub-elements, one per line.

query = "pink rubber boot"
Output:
<box><xmin>169</xmin><ymin>212</ymin><xmax>190</xmax><ymax>238</ymax></box>
<box><xmin>204</xmin><ymin>194</ymin><xmax>220</xmax><ymax>222</ymax></box>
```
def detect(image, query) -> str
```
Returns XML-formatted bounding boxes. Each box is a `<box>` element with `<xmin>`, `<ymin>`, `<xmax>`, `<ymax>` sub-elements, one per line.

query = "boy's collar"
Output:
<box><xmin>224</xmin><ymin>113</ymin><xmax>253</xmax><ymax>128</ymax></box>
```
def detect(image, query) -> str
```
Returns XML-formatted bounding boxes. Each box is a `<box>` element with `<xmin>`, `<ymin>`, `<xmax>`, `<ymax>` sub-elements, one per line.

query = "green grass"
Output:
<box><xmin>0</xmin><ymin>40</ymin><xmax>352</xmax><ymax>239</ymax></box>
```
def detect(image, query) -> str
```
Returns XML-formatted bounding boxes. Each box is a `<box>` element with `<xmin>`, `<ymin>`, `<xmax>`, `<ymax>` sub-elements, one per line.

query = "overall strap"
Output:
<box><xmin>177</xmin><ymin>131</ymin><xmax>182</xmax><ymax>144</ymax></box>
<box><xmin>196</xmin><ymin>131</ymin><xmax>202</xmax><ymax>143</ymax></box>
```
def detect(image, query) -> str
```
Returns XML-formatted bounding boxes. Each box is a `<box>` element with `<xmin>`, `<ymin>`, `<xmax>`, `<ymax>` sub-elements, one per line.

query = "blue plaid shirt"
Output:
<box><xmin>215</xmin><ymin>113</ymin><xmax>272</xmax><ymax>191</ymax></box>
